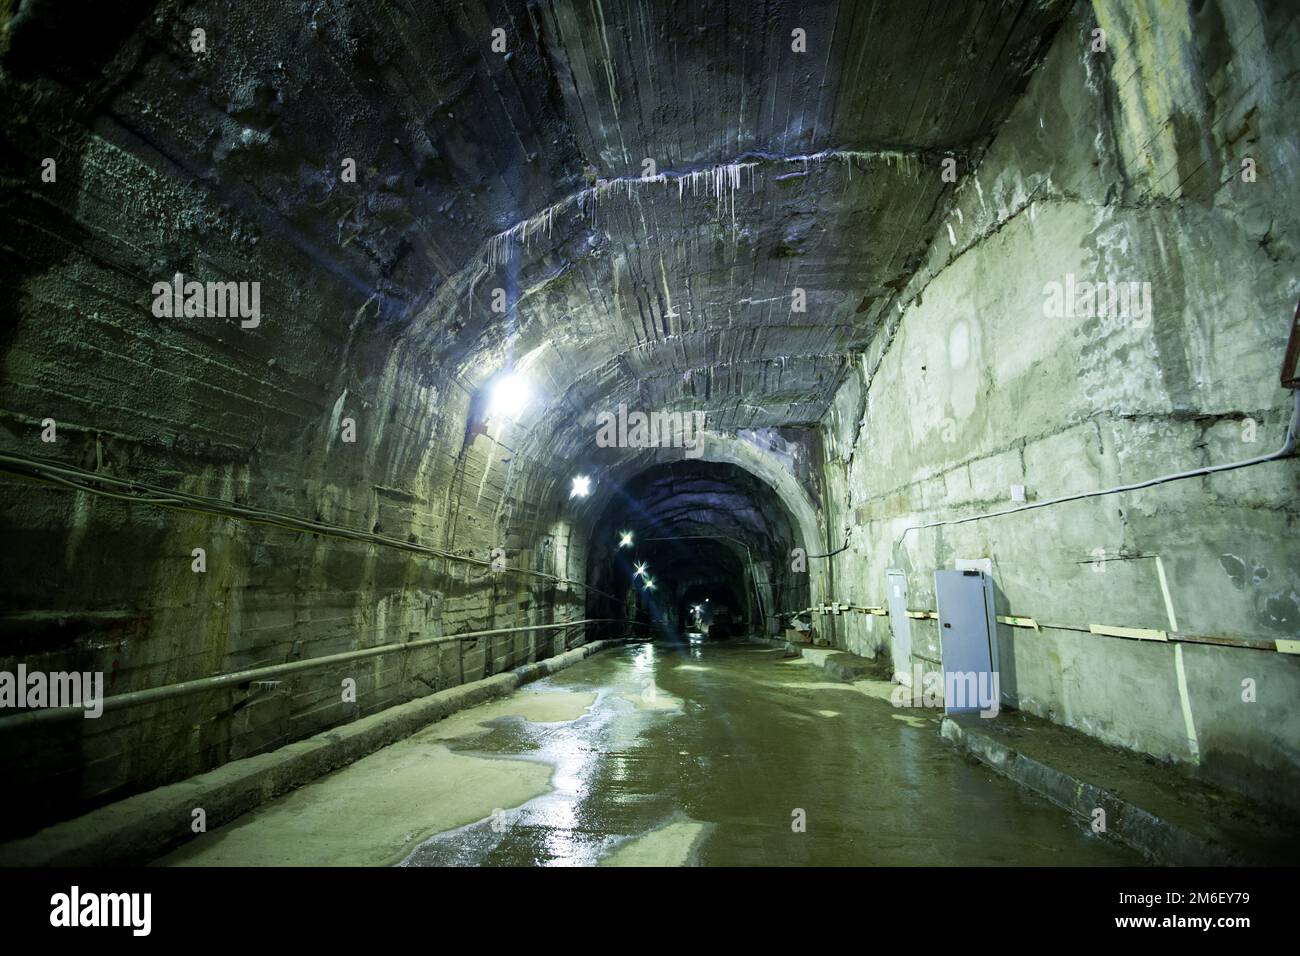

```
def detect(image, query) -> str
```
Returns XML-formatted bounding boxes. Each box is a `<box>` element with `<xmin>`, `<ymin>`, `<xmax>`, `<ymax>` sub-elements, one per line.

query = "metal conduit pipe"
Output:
<box><xmin>0</xmin><ymin>618</ymin><xmax>642</xmax><ymax>731</ymax></box>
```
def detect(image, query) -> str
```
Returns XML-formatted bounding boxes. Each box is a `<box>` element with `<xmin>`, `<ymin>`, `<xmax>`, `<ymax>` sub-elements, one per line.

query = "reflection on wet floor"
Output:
<box><xmin>400</xmin><ymin>639</ymin><xmax>1139</xmax><ymax>866</ymax></box>
<box><xmin>160</xmin><ymin>638</ymin><xmax>1141</xmax><ymax>866</ymax></box>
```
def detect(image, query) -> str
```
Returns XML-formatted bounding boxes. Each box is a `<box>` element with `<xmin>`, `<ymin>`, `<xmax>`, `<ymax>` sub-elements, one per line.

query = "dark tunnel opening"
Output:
<box><xmin>583</xmin><ymin>460</ymin><xmax>810</xmax><ymax>642</ymax></box>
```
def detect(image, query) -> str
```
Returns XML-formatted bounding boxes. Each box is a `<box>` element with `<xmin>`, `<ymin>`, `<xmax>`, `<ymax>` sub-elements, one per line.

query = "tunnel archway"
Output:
<box><xmin>582</xmin><ymin>459</ymin><xmax>810</xmax><ymax>641</ymax></box>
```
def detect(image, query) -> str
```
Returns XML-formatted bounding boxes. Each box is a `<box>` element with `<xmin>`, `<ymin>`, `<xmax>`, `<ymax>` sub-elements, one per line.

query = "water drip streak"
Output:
<box><xmin>481</xmin><ymin>147</ymin><xmax>923</xmax><ymax>271</ymax></box>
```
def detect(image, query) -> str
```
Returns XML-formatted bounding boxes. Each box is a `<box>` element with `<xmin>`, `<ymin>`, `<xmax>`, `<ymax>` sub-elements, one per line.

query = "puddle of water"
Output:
<box><xmin>599</xmin><ymin>814</ymin><xmax>710</xmax><ymax>866</ymax></box>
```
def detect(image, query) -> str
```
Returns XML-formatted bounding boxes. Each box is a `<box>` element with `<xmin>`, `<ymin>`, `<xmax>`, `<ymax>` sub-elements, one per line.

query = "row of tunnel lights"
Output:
<box><xmin>616</xmin><ymin>530</ymin><xmax>708</xmax><ymax>619</ymax></box>
<box><xmin>618</xmin><ymin>530</ymin><xmax>654</xmax><ymax>591</ymax></box>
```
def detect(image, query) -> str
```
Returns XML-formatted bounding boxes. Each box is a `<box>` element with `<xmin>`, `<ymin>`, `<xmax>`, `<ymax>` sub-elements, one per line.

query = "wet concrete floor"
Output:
<box><xmin>160</xmin><ymin>639</ymin><xmax>1141</xmax><ymax>866</ymax></box>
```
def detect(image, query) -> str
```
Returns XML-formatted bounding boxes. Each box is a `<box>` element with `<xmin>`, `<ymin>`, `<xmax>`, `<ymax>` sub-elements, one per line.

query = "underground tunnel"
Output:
<box><xmin>0</xmin><ymin>0</ymin><xmax>1298</xmax><ymax>926</ymax></box>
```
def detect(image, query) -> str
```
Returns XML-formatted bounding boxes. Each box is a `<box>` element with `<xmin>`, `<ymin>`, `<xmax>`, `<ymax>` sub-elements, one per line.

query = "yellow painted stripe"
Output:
<box><xmin>1090</xmin><ymin>624</ymin><xmax>1168</xmax><ymax>642</ymax></box>
<box><xmin>996</xmin><ymin>615</ymin><xmax>1040</xmax><ymax>631</ymax></box>
<box><xmin>1276</xmin><ymin>640</ymin><xmax>1300</xmax><ymax>655</ymax></box>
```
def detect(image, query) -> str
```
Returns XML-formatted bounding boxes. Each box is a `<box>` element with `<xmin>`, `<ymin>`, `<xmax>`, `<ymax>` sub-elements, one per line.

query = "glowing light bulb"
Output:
<box><xmin>488</xmin><ymin>373</ymin><xmax>530</xmax><ymax>419</ymax></box>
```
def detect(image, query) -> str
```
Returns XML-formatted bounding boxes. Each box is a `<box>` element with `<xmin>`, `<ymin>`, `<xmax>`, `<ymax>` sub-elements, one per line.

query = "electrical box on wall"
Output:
<box><xmin>934</xmin><ymin>569</ymin><xmax>999</xmax><ymax>715</ymax></box>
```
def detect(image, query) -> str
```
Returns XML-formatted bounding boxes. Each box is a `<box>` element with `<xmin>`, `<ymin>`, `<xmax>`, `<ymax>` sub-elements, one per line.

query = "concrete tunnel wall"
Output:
<box><xmin>816</xmin><ymin>0</ymin><xmax>1300</xmax><ymax>810</ymax></box>
<box><xmin>0</xmin><ymin>15</ymin><xmax>595</xmax><ymax>835</ymax></box>
<box><xmin>0</xmin><ymin>278</ymin><xmax>595</xmax><ymax>836</ymax></box>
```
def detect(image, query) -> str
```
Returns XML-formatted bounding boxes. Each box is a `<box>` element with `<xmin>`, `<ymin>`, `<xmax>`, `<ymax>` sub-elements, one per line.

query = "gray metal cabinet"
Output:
<box><xmin>934</xmin><ymin>569</ymin><xmax>999</xmax><ymax>715</ymax></box>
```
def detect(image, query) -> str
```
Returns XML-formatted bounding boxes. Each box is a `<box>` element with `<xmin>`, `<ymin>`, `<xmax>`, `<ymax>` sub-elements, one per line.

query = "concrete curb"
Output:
<box><xmin>938</xmin><ymin>715</ymin><xmax>1242</xmax><ymax>866</ymax></box>
<box><xmin>0</xmin><ymin>639</ymin><xmax>623</xmax><ymax>867</ymax></box>
<box><xmin>801</xmin><ymin>648</ymin><xmax>880</xmax><ymax>682</ymax></box>
<box><xmin>748</xmin><ymin>638</ymin><xmax>881</xmax><ymax>682</ymax></box>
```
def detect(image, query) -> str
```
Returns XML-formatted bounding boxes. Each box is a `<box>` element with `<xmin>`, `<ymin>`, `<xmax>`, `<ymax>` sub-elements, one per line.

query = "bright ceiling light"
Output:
<box><xmin>570</xmin><ymin>474</ymin><xmax>591</xmax><ymax>498</ymax></box>
<box><xmin>618</xmin><ymin>531</ymin><xmax>633</xmax><ymax>548</ymax></box>
<box><xmin>643</xmin><ymin>577</ymin><xmax>655</xmax><ymax>590</ymax></box>
<box><xmin>633</xmin><ymin>562</ymin><xmax>647</xmax><ymax>578</ymax></box>
<box><xmin>488</xmin><ymin>373</ymin><xmax>530</xmax><ymax>419</ymax></box>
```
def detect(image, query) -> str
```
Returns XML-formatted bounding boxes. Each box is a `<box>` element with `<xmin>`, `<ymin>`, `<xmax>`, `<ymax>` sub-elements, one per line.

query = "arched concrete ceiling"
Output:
<box><xmin>434</xmin><ymin>149</ymin><xmax>945</xmax><ymax>451</ymax></box>
<box><xmin>9</xmin><ymin>0</ymin><xmax>1072</xmax><ymax>453</ymax></box>
<box><xmin>1</xmin><ymin>0</ymin><xmax>1070</xmax><ymax>564</ymax></box>
<box><xmin>569</xmin><ymin>432</ymin><xmax>821</xmax><ymax>547</ymax></box>
<box><xmin>593</xmin><ymin>459</ymin><xmax>800</xmax><ymax>562</ymax></box>
<box><xmin>408</xmin><ymin>0</ymin><xmax>1074</xmax><ymax>465</ymax></box>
